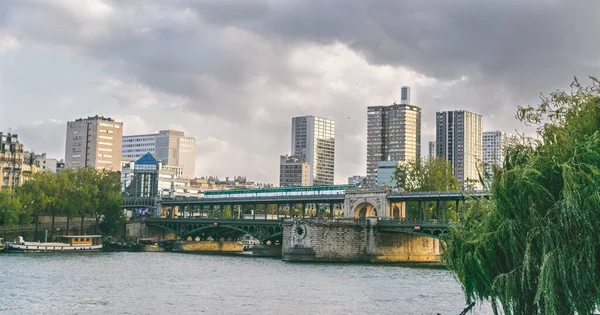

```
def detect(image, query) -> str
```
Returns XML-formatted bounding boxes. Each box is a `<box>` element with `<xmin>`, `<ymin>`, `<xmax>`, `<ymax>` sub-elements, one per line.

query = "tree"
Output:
<box><xmin>394</xmin><ymin>158</ymin><xmax>461</xmax><ymax>220</ymax></box>
<box><xmin>41</xmin><ymin>172</ymin><xmax>62</xmax><ymax>239</ymax></box>
<box><xmin>75</xmin><ymin>168</ymin><xmax>98</xmax><ymax>234</ymax></box>
<box><xmin>393</xmin><ymin>158</ymin><xmax>460</xmax><ymax>192</ymax></box>
<box><xmin>17</xmin><ymin>172</ymin><xmax>50</xmax><ymax>240</ymax></box>
<box><xmin>94</xmin><ymin>170</ymin><xmax>124</xmax><ymax>237</ymax></box>
<box><xmin>444</xmin><ymin>77</ymin><xmax>600</xmax><ymax>314</ymax></box>
<box><xmin>0</xmin><ymin>189</ymin><xmax>23</xmax><ymax>235</ymax></box>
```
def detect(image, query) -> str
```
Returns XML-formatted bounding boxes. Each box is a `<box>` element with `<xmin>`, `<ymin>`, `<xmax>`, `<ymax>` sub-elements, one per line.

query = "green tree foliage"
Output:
<box><xmin>0</xmin><ymin>189</ymin><xmax>23</xmax><ymax>228</ymax></box>
<box><xmin>393</xmin><ymin>158</ymin><xmax>460</xmax><ymax>192</ymax></box>
<box><xmin>2</xmin><ymin>168</ymin><xmax>124</xmax><ymax>239</ymax></box>
<box><xmin>394</xmin><ymin>158</ymin><xmax>461</xmax><ymax>220</ymax></box>
<box><xmin>444</xmin><ymin>78</ymin><xmax>600</xmax><ymax>314</ymax></box>
<box><xmin>18</xmin><ymin>172</ymin><xmax>51</xmax><ymax>240</ymax></box>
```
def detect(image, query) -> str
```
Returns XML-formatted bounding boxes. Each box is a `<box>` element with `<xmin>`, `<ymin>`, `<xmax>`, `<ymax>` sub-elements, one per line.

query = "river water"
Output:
<box><xmin>0</xmin><ymin>253</ymin><xmax>494</xmax><ymax>315</ymax></box>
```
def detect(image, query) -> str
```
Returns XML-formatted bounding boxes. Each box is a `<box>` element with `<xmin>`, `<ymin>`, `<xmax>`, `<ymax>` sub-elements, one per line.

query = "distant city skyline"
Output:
<box><xmin>2</xmin><ymin>1</ymin><xmax>592</xmax><ymax>185</ymax></box>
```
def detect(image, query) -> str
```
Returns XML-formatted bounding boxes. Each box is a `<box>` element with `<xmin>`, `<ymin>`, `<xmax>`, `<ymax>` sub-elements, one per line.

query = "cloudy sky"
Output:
<box><xmin>1</xmin><ymin>0</ymin><xmax>599</xmax><ymax>184</ymax></box>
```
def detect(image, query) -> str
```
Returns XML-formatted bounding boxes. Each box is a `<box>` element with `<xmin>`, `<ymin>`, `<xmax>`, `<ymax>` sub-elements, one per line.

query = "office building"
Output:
<box><xmin>348</xmin><ymin>175</ymin><xmax>367</xmax><ymax>187</ymax></box>
<box><xmin>279</xmin><ymin>155</ymin><xmax>311</xmax><ymax>187</ymax></box>
<box><xmin>376</xmin><ymin>160</ymin><xmax>401</xmax><ymax>187</ymax></box>
<box><xmin>122</xmin><ymin>130</ymin><xmax>196</xmax><ymax>179</ymax></box>
<box><xmin>291</xmin><ymin>116</ymin><xmax>335</xmax><ymax>186</ymax></box>
<box><xmin>483</xmin><ymin>131</ymin><xmax>518</xmax><ymax>175</ymax></box>
<box><xmin>0</xmin><ymin>133</ymin><xmax>39</xmax><ymax>189</ymax></box>
<box><xmin>366</xmin><ymin>87</ymin><xmax>421</xmax><ymax>186</ymax></box>
<box><xmin>65</xmin><ymin>115</ymin><xmax>123</xmax><ymax>171</ymax></box>
<box><xmin>436</xmin><ymin>110</ymin><xmax>483</xmax><ymax>188</ymax></box>
<box><xmin>428</xmin><ymin>141</ymin><xmax>436</xmax><ymax>159</ymax></box>
<box><xmin>127</xmin><ymin>153</ymin><xmax>160</xmax><ymax>199</ymax></box>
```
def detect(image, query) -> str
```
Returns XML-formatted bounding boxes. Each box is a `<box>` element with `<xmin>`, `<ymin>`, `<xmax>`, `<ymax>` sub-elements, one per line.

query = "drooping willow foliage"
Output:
<box><xmin>444</xmin><ymin>77</ymin><xmax>600</xmax><ymax>315</ymax></box>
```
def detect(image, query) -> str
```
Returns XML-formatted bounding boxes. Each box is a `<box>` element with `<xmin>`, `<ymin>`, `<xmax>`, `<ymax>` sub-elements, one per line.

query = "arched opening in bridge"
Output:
<box><xmin>353</xmin><ymin>202</ymin><xmax>376</xmax><ymax>219</ymax></box>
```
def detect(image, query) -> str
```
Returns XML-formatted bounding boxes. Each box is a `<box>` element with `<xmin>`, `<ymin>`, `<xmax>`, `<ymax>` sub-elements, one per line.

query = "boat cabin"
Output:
<box><xmin>60</xmin><ymin>235</ymin><xmax>102</xmax><ymax>246</ymax></box>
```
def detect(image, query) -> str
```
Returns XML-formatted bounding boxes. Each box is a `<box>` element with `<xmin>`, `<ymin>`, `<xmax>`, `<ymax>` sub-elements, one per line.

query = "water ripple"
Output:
<box><xmin>0</xmin><ymin>253</ymin><xmax>494</xmax><ymax>315</ymax></box>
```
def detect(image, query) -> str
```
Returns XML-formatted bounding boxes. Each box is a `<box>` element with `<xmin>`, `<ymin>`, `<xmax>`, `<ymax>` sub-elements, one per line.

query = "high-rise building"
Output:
<box><xmin>366</xmin><ymin>87</ymin><xmax>421</xmax><ymax>187</ymax></box>
<box><xmin>122</xmin><ymin>130</ymin><xmax>196</xmax><ymax>179</ymax></box>
<box><xmin>279</xmin><ymin>155</ymin><xmax>311</xmax><ymax>187</ymax></box>
<box><xmin>376</xmin><ymin>160</ymin><xmax>401</xmax><ymax>187</ymax></box>
<box><xmin>436</xmin><ymin>110</ymin><xmax>483</xmax><ymax>188</ymax></box>
<box><xmin>400</xmin><ymin>86</ymin><xmax>411</xmax><ymax>105</ymax></box>
<box><xmin>428</xmin><ymin>141</ymin><xmax>436</xmax><ymax>159</ymax></box>
<box><xmin>291</xmin><ymin>116</ymin><xmax>335</xmax><ymax>186</ymax></box>
<box><xmin>65</xmin><ymin>115</ymin><xmax>123</xmax><ymax>171</ymax></box>
<box><xmin>483</xmin><ymin>131</ymin><xmax>517</xmax><ymax>176</ymax></box>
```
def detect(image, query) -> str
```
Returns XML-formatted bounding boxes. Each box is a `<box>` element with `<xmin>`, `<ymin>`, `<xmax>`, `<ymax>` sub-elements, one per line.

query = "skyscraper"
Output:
<box><xmin>291</xmin><ymin>116</ymin><xmax>335</xmax><ymax>185</ymax></box>
<box><xmin>482</xmin><ymin>131</ymin><xmax>517</xmax><ymax>176</ymax></box>
<box><xmin>366</xmin><ymin>87</ymin><xmax>421</xmax><ymax>187</ymax></box>
<box><xmin>65</xmin><ymin>115</ymin><xmax>123</xmax><ymax>171</ymax></box>
<box><xmin>122</xmin><ymin>130</ymin><xmax>196</xmax><ymax>179</ymax></box>
<box><xmin>435</xmin><ymin>110</ymin><xmax>483</xmax><ymax>188</ymax></box>
<box><xmin>428</xmin><ymin>141</ymin><xmax>436</xmax><ymax>159</ymax></box>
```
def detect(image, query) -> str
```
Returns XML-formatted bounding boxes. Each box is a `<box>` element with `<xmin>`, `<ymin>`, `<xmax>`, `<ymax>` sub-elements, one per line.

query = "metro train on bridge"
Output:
<box><xmin>202</xmin><ymin>185</ymin><xmax>356</xmax><ymax>199</ymax></box>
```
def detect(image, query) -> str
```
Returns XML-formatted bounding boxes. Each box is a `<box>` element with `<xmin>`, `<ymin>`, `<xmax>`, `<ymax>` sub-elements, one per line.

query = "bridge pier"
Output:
<box><xmin>282</xmin><ymin>218</ymin><xmax>444</xmax><ymax>263</ymax></box>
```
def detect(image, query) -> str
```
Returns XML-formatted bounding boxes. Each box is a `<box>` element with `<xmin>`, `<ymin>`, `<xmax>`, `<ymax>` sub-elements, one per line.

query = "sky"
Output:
<box><xmin>1</xmin><ymin>0</ymin><xmax>599</xmax><ymax>185</ymax></box>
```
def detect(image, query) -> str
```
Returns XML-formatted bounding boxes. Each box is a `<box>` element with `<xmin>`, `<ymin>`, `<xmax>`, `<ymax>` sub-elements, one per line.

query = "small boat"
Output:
<box><xmin>4</xmin><ymin>235</ymin><xmax>102</xmax><ymax>253</ymax></box>
<box><xmin>132</xmin><ymin>238</ymin><xmax>165</xmax><ymax>252</ymax></box>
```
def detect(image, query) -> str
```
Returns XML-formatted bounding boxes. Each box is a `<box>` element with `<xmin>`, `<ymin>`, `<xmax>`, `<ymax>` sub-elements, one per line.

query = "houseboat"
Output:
<box><xmin>4</xmin><ymin>235</ymin><xmax>102</xmax><ymax>252</ymax></box>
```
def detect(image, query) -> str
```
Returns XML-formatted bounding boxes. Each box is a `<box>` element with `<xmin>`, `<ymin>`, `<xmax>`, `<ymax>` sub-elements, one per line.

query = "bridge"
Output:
<box><xmin>144</xmin><ymin>217</ymin><xmax>452</xmax><ymax>244</ymax></box>
<box><xmin>126</xmin><ymin>187</ymin><xmax>489</xmax><ymax>262</ymax></box>
<box><xmin>154</xmin><ymin>187</ymin><xmax>489</xmax><ymax>221</ymax></box>
<box><xmin>145</xmin><ymin>217</ymin><xmax>284</xmax><ymax>243</ymax></box>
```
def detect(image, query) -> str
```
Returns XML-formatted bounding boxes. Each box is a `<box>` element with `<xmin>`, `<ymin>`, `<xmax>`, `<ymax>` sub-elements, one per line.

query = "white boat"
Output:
<box><xmin>4</xmin><ymin>235</ymin><xmax>102</xmax><ymax>252</ymax></box>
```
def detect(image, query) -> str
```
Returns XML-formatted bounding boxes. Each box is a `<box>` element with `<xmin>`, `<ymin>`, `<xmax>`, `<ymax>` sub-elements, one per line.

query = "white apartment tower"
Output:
<box><xmin>65</xmin><ymin>116</ymin><xmax>123</xmax><ymax>171</ymax></box>
<box><xmin>435</xmin><ymin>110</ymin><xmax>483</xmax><ymax>188</ymax></box>
<box><xmin>483</xmin><ymin>131</ymin><xmax>517</xmax><ymax>176</ymax></box>
<box><xmin>291</xmin><ymin>116</ymin><xmax>335</xmax><ymax>186</ymax></box>
<box><xmin>122</xmin><ymin>130</ymin><xmax>196</xmax><ymax>179</ymax></box>
<box><xmin>366</xmin><ymin>87</ymin><xmax>421</xmax><ymax>187</ymax></box>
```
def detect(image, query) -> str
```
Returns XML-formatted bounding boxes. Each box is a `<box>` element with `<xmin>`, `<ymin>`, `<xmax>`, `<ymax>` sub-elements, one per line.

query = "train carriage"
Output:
<box><xmin>202</xmin><ymin>185</ymin><xmax>355</xmax><ymax>199</ymax></box>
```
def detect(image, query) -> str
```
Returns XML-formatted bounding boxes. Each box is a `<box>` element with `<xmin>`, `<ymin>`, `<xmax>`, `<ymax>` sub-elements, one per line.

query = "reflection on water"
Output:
<box><xmin>0</xmin><ymin>253</ymin><xmax>494</xmax><ymax>314</ymax></box>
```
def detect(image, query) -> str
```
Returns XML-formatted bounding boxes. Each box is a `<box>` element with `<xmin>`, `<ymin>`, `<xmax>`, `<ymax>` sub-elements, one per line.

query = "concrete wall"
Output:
<box><xmin>282</xmin><ymin>219</ymin><xmax>442</xmax><ymax>263</ymax></box>
<box><xmin>125</xmin><ymin>222</ymin><xmax>176</xmax><ymax>240</ymax></box>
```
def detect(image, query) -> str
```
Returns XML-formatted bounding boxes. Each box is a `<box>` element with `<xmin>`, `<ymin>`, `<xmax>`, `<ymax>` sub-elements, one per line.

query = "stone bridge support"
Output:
<box><xmin>344</xmin><ymin>188</ymin><xmax>390</xmax><ymax>219</ymax></box>
<box><xmin>282</xmin><ymin>218</ymin><xmax>442</xmax><ymax>263</ymax></box>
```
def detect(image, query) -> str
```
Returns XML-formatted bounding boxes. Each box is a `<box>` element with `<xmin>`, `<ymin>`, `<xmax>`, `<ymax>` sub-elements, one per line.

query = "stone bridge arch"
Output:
<box><xmin>344</xmin><ymin>188</ymin><xmax>390</xmax><ymax>218</ymax></box>
<box><xmin>352</xmin><ymin>201</ymin><xmax>378</xmax><ymax>219</ymax></box>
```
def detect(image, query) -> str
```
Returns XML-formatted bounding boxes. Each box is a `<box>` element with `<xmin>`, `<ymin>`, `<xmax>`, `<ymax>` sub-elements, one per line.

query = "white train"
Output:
<box><xmin>203</xmin><ymin>185</ymin><xmax>355</xmax><ymax>199</ymax></box>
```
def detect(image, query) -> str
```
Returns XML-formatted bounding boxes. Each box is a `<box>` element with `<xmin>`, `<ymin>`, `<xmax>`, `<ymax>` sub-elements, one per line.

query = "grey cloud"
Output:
<box><xmin>1</xmin><ymin>0</ymin><xmax>599</xmax><ymax>183</ymax></box>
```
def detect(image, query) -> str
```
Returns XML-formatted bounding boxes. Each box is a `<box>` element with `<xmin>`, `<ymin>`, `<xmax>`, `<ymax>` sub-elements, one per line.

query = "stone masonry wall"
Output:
<box><xmin>282</xmin><ymin>219</ymin><xmax>442</xmax><ymax>263</ymax></box>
